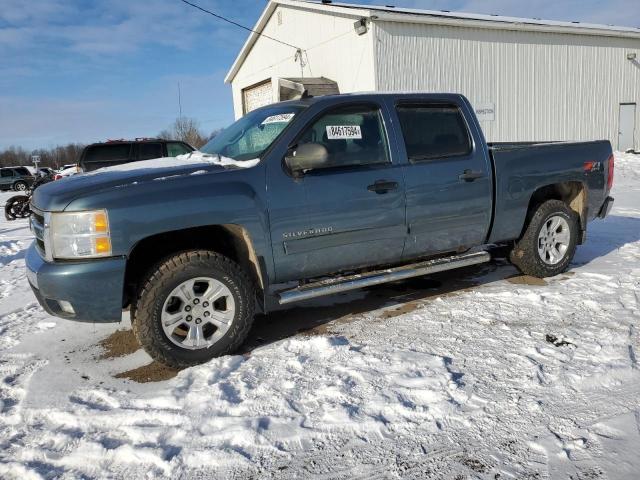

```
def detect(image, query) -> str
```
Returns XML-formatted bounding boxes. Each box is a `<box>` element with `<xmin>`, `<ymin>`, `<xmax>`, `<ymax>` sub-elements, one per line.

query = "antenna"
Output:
<box><xmin>178</xmin><ymin>81</ymin><xmax>183</xmax><ymax>118</ymax></box>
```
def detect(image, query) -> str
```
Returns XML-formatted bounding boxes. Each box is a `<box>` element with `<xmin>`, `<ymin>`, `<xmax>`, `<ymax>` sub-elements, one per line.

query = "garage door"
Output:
<box><xmin>243</xmin><ymin>81</ymin><xmax>273</xmax><ymax>114</ymax></box>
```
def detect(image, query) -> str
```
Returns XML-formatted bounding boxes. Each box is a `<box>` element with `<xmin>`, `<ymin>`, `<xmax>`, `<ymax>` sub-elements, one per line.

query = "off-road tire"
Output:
<box><xmin>509</xmin><ymin>200</ymin><xmax>579</xmax><ymax>278</ymax></box>
<box><xmin>13</xmin><ymin>181</ymin><xmax>28</xmax><ymax>192</ymax></box>
<box><xmin>132</xmin><ymin>250</ymin><xmax>255</xmax><ymax>368</ymax></box>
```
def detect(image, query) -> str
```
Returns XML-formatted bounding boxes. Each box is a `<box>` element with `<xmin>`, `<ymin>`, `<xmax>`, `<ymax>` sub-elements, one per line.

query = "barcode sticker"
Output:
<box><xmin>261</xmin><ymin>113</ymin><xmax>295</xmax><ymax>125</ymax></box>
<box><xmin>326</xmin><ymin>125</ymin><xmax>362</xmax><ymax>140</ymax></box>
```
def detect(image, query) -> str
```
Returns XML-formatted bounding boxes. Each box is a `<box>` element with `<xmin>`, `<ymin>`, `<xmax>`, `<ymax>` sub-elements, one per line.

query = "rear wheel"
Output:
<box><xmin>132</xmin><ymin>250</ymin><xmax>255</xmax><ymax>368</ymax></box>
<box><xmin>509</xmin><ymin>200</ymin><xmax>579</xmax><ymax>278</ymax></box>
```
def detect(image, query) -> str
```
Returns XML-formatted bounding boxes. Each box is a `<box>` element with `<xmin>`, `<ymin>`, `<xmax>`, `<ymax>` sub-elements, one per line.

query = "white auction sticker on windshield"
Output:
<box><xmin>261</xmin><ymin>113</ymin><xmax>295</xmax><ymax>125</ymax></box>
<box><xmin>326</xmin><ymin>125</ymin><xmax>362</xmax><ymax>140</ymax></box>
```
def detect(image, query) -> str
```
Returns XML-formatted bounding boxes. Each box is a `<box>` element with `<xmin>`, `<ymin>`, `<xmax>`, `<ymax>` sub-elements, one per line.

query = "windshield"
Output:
<box><xmin>200</xmin><ymin>105</ymin><xmax>306</xmax><ymax>161</ymax></box>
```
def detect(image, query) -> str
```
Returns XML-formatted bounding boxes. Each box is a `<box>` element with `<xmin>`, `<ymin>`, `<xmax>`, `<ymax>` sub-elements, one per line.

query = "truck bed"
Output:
<box><xmin>487</xmin><ymin>140</ymin><xmax>613</xmax><ymax>244</ymax></box>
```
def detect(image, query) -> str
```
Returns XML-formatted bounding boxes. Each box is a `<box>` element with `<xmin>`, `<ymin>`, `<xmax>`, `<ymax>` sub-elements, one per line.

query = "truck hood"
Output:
<box><xmin>33</xmin><ymin>155</ymin><xmax>260</xmax><ymax>211</ymax></box>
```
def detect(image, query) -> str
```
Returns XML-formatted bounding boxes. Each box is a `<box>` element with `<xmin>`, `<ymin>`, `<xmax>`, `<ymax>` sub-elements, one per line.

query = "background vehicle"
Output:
<box><xmin>38</xmin><ymin>167</ymin><xmax>55</xmax><ymax>178</ymax></box>
<box><xmin>4</xmin><ymin>176</ymin><xmax>52</xmax><ymax>220</ymax></box>
<box><xmin>53</xmin><ymin>165</ymin><xmax>80</xmax><ymax>180</ymax></box>
<box><xmin>26</xmin><ymin>93</ymin><xmax>615</xmax><ymax>368</ymax></box>
<box><xmin>78</xmin><ymin>138</ymin><xmax>195</xmax><ymax>172</ymax></box>
<box><xmin>58</xmin><ymin>164</ymin><xmax>77</xmax><ymax>172</ymax></box>
<box><xmin>0</xmin><ymin>167</ymin><xmax>35</xmax><ymax>191</ymax></box>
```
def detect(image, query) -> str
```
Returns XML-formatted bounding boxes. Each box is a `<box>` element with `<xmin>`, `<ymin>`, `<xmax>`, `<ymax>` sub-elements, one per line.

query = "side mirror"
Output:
<box><xmin>285</xmin><ymin>143</ymin><xmax>329</xmax><ymax>176</ymax></box>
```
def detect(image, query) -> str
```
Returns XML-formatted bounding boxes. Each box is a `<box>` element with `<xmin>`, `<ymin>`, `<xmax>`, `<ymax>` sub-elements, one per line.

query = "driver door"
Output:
<box><xmin>266</xmin><ymin>102</ymin><xmax>407</xmax><ymax>283</ymax></box>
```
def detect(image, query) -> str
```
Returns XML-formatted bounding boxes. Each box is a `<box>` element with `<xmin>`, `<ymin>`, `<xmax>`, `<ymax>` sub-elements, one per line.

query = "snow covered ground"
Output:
<box><xmin>0</xmin><ymin>153</ymin><xmax>639</xmax><ymax>479</ymax></box>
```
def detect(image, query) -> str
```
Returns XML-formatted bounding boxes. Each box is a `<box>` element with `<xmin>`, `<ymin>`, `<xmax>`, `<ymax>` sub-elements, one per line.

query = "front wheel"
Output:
<box><xmin>4</xmin><ymin>195</ymin><xmax>30</xmax><ymax>220</ymax></box>
<box><xmin>13</xmin><ymin>181</ymin><xmax>28</xmax><ymax>192</ymax></box>
<box><xmin>132</xmin><ymin>250</ymin><xmax>255</xmax><ymax>368</ymax></box>
<box><xmin>509</xmin><ymin>200</ymin><xmax>579</xmax><ymax>278</ymax></box>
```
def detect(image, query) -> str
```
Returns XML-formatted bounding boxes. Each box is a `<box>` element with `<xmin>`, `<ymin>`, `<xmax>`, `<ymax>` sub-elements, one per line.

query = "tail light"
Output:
<box><xmin>607</xmin><ymin>154</ymin><xmax>615</xmax><ymax>191</ymax></box>
<box><xmin>54</xmin><ymin>174</ymin><xmax>62</xmax><ymax>181</ymax></box>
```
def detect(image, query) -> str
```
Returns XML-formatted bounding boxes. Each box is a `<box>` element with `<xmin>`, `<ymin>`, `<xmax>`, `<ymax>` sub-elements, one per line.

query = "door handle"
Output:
<box><xmin>458</xmin><ymin>169</ymin><xmax>485</xmax><ymax>182</ymax></box>
<box><xmin>367</xmin><ymin>180</ymin><xmax>398</xmax><ymax>194</ymax></box>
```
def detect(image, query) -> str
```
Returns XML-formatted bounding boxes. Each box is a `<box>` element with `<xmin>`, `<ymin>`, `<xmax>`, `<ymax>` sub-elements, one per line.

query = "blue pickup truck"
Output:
<box><xmin>26</xmin><ymin>93</ymin><xmax>615</xmax><ymax>367</ymax></box>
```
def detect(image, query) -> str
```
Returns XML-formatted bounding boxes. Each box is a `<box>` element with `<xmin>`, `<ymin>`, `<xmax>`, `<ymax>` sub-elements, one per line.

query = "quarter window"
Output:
<box><xmin>396</xmin><ymin>104</ymin><xmax>472</xmax><ymax>161</ymax></box>
<box><xmin>296</xmin><ymin>104</ymin><xmax>389</xmax><ymax>170</ymax></box>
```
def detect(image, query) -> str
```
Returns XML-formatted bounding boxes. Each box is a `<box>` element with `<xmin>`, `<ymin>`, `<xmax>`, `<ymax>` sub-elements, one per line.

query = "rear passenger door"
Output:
<box><xmin>393</xmin><ymin>101</ymin><xmax>493</xmax><ymax>258</ymax></box>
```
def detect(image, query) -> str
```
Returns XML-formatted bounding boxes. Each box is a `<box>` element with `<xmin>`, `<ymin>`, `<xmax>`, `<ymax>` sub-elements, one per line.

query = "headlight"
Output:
<box><xmin>50</xmin><ymin>210</ymin><xmax>112</xmax><ymax>259</ymax></box>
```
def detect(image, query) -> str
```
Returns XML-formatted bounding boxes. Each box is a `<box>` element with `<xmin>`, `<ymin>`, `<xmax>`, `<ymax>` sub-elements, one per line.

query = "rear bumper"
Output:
<box><xmin>26</xmin><ymin>243</ymin><xmax>126</xmax><ymax>323</ymax></box>
<box><xmin>598</xmin><ymin>196</ymin><xmax>614</xmax><ymax>219</ymax></box>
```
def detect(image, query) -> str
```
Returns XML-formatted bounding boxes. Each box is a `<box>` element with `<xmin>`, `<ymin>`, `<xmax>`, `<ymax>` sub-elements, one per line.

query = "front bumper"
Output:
<box><xmin>598</xmin><ymin>196</ymin><xmax>614</xmax><ymax>219</ymax></box>
<box><xmin>26</xmin><ymin>242</ymin><xmax>126</xmax><ymax>322</ymax></box>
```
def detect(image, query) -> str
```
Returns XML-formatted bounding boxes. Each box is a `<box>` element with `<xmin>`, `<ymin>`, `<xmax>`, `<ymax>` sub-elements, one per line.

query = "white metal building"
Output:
<box><xmin>225</xmin><ymin>0</ymin><xmax>640</xmax><ymax>151</ymax></box>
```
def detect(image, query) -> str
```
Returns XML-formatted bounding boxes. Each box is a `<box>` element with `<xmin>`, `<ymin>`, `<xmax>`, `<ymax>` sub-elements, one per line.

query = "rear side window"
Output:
<box><xmin>138</xmin><ymin>143</ymin><xmax>163</xmax><ymax>160</ymax></box>
<box><xmin>167</xmin><ymin>142</ymin><xmax>192</xmax><ymax>157</ymax></box>
<box><xmin>396</xmin><ymin>104</ymin><xmax>472</xmax><ymax>161</ymax></box>
<box><xmin>84</xmin><ymin>144</ymin><xmax>131</xmax><ymax>163</ymax></box>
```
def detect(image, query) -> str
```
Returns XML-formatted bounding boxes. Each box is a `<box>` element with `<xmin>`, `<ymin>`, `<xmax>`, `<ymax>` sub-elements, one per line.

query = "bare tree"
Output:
<box><xmin>0</xmin><ymin>143</ymin><xmax>85</xmax><ymax>169</ymax></box>
<box><xmin>158</xmin><ymin>117</ymin><xmax>207</xmax><ymax>148</ymax></box>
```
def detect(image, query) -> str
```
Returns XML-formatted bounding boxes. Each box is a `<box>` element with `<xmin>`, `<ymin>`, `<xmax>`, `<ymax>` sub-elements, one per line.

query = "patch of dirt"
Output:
<box><xmin>507</xmin><ymin>275</ymin><xmax>548</xmax><ymax>286</ymax></box>
<box><xmin>97</xmin><ymin>329</ymin><xmax>140</xmax><ymax>359</ymax></box>
<box><xmin>460</xmin><ymin>456</ymin><xmax>489</xmax><ymax>473</ymax></box>
<box><xmin>380</xmin><ymin>301</ymin><xmax>420</xmax><ymax>319</ymax></box>
<box><xmin>114</xmin><ymin>362</ymin><xmax>180</xmax><ymax>383</ymax></box>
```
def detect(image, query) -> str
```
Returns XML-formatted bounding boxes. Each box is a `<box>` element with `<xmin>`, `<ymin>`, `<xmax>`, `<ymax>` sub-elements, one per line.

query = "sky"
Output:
<box><xmin>1</xmin><ymin>0</ymin><xmax>639</xmax><ymax>150</ymax></box>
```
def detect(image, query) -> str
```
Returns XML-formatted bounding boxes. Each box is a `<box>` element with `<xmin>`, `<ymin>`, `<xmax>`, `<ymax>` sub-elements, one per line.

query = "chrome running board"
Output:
<box><xmin>278</xmin><ymin>251</ymin><xmax>491</xmax><ymax>305</ymax></box>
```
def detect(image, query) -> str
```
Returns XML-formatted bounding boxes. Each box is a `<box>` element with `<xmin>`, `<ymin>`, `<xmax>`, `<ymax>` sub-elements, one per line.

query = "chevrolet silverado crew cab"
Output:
<box><xmin>26</xmin><ymin>93</ymin><xmax>615</xmax><ymax>367</ymax></box>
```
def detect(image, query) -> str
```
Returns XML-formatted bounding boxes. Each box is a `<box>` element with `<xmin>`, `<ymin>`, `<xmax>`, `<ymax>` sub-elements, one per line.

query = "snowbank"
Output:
<box><xmin>0</xmin><ymin>153</ymin><xmax>638</xmax><ymax>478</ymax></box>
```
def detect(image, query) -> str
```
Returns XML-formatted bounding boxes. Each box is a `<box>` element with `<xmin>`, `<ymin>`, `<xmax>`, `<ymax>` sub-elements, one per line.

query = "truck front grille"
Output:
<box><xmin>30</xmin><ymin>205</ymin><xmax>47</xmax><ymax>257</ymax></box>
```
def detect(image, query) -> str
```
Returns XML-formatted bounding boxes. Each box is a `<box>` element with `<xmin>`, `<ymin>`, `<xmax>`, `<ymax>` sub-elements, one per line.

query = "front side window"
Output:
<box><xmin>138</xmin><ymin>143</ymin><xmax>163</xmax><ymax>160</ymax></box>
<box><xmin>396</xmin><ymin>104</ymin><xmax>472</xmax><ymax>161</ymax></box>
<box><xmin>295</xmin><ymin>104</ymin><xmax>389</xmax><ymax>170</ymax></box>
<box><xmin>200</xmin><ymin>105</ymin><xmax>305</xmax><ymax>161</ymax></box>
<box><xmin>13</xmin><ymin>167</ymin><xmax>31</xmax><ymax>176</ymax></box>
<box><xmin>167</xmin><ymin>142</ymin><xmax>192</xmax><ymax>157</ymax></box>
<box><xmin>1</xmin><ymin>169</ymin><xmax>13</xmax><ymax>177</ymax></box>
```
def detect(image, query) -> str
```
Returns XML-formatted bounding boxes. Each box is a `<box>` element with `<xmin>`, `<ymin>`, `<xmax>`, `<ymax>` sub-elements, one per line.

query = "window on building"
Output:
<box><xmin>395</xmin><ymin>104</ymin><xmax>472</xmax><ymax>161</ymax></box>
<box><xmin>296</xmin><ymin>104</ymin><xmax>389</xmax><ymax>171</ymax></box>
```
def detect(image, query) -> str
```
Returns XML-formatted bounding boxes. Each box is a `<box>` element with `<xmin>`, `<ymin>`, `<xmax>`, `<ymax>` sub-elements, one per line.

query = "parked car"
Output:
<box><xmin>0</xmin><ymin>166</ymin><xmax>35</xmax><ymax>191</ymax></box>
<box><xmin>26</xmin><ymin>93</ymin><xmax>614</xmax><ymax>367</ymax></box>
<box><xmin>78</xmin><ymin>138</ymin><xmax>195</xmax><ymax>172</ymax></box>
<box><xmin>38</xmin><ymin>167</ymin><xmax>56</xmax><ymax>178</ymax></box>
<box><xmin>58</xmin><ymin>164</ymin><xmax>77</xmax><ymax>172</ymax></box>
<box><xmin>53</xmin><ymin>165</ymin><xmax>80</xmax><ymax>181</ymax></box>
